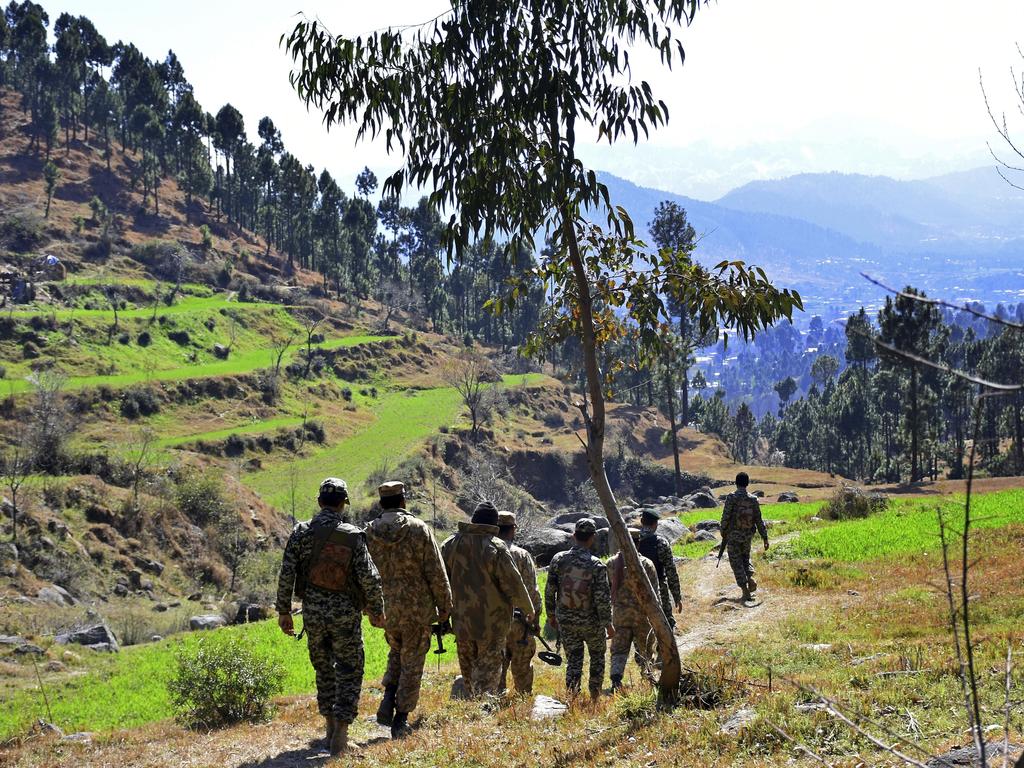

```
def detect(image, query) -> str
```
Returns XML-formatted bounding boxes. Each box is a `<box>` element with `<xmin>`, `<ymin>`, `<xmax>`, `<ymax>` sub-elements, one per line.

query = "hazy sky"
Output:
<box><xmin>45</xmin><ymin>0</ymin><xmax>1024</xmax><ymax>199</ymax></box>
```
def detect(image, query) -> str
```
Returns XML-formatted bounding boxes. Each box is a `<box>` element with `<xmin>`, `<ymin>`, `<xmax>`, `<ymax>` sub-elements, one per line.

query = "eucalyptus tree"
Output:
<box><xmin>284</xmin><ymin>0</ymin><xmax>801</xmax><ymax>705</ymax></box>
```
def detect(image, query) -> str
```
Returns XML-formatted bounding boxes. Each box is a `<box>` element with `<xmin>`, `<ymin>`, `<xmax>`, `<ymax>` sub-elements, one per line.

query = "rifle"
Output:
<box><xmin>513</xmin><ymin>609</ymin><xmax>561</xmax><ymax>666</ymax></box>
<box><xmin>716</xmin><ymin>537</ymin><xmax>728</xmax><ymax>568</ymax></box>
<box><xmin>430</xmin><ymin>618</ymin><xmax>450</xmax><ymax>672</ymax></box>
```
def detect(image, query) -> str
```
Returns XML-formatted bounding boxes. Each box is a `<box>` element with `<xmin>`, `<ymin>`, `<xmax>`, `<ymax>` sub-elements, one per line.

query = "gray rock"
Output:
<box><xmin>925</xmin><ymin>743</ymin><xmax>1022</xmax><ymax>768</ymax></box>
<box><xmin>168</xmin><ymin>600</ymin><xmax>181</xmax><ymax>608</ymax></box>
<box><xmin>187</xmin><ymin>592</ymin><xmax>202</xmax><ymax>602</ymax></box>
<box><xmin>38</xmin><ymin>536</ymin><xmax>55</xmax><ymax>550</ymax></box>
<box><xmin>84</xmin><ymin>642</ymin><xmax>116</xmax><ymax>653</ymax></box>
<box><xmin>56</xmin><ymin>623</ymin><xmax>119</xmax><ymax>652</ymax></box>
<box><xmin>234</xmin><ymin>603</ymin><xmax>268</xmax><ymax>624</ymax></box>
<box><xmin>189</xmin><ymin>615</ymin><xmax>226</xmax><ymax>631</ymax></box>
<box><xmin>694</xmin><ymin>519</ymin><xmax>721</xmax><ymax>532</ymax></box>
<box><xmin>549</xmin><ymin>511</ymin><xmax>609</xmax><ymax>529</ymax></box>
<box><xmin>531</xmin><ymin>694</ymin><xmax>568</xmax><ymax>721</ymax></box>
<box><xmin>519</xmin><ymin>528</ymin><xmax>573</xmax><ymax>567</ymax></box>
<box><xmin>1</xmin><ymin>563</ymin><xmax>16</xmax><ymax>578</ymax></box>
<box><xmin>800</xmin><ymin>643</ymin><xmax>833</xmax><ymax>653</ymax></box>
<box><xmin>143</xmin><ymin>559</ymin><xmax>164</xmax><ymax>576</ymax></box>
<box><xmin>63</xmin><ymin>732</ymin><xmax>94</xmax><ymax>743</ymax></box>
<box><xmin>764</xmin><ymin>519</ymin><xmax>785</xmax><ymax>528</ymax></box>
<box><xmin>14</xmin><ymin>643</ymin><xmax>45</xmax><ymax>655</ymax></box>
<box><xmin>128</xmin><ymin>569</ymin><xmax>145</xmax><ymax>589</ymax></box>
<box><xmin>720</xmin><ymin>708</ymin><xmax>757</xmax><ymax>735</ymax></box>
<box><xmin>153</xmin><ymin>603</ymin><xmax>168</xmax><ymax>612</ymax></box>
<box><xmin>692</xmin><ymin>529</ymin><xmax>718</xmax><ymax>543</ymax></box>
<box><xmin>112</xmin><ymin>583</ymin><xmax>128</xmax><ymax>597</ymax></box>
<box><xmin>450</xmin><ymin>675</ymin><xmax>468</xmax><ymax>700</ymax></box>
<box><xmin>30</xmin><ymin>719</ymin><xmax>63</xmax><ymax>737</ymax></box>
<box><xmin>777</xmin><ymin>492</ymin><xmax>800</xmax><ymax>503</ymax></box>
<box><xmin>751</xmin><ymin>490</ymin><xmax>765</xmax><ymax>498</ymax></box>
<box><xmin>656</xmin><ymin>518</ymin><xmax>689</xmax><ymax>544</ymax></box>
<box><xmin>37</xmin><ymin>585</ymin><xmax>76</xmax><ymax>606</ymax></box>
<box><xmin>686</xmin><ymin>491</ymin><xmax>719</xmax><ymax>509</ymax></box>
<box><xmin>150</xmin><ymin>635</ymin><xmax>163</xmax><ymax>643</ymax></box>
<box><xmin>0</xmin><ymin>634</ymin><xmax>27</xmax><ymax>646</ymax></box>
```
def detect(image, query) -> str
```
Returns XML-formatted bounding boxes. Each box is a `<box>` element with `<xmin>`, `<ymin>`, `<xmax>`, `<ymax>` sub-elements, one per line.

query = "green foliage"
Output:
<box><xmin>174</xmin><ymin>469</ymin><xmax>229</xmax><ymax>526</ymax></box>
<box><xmin>819</xmin><ymin>486</ymin><xmax>888</xmax><ymax>521</ymax></box>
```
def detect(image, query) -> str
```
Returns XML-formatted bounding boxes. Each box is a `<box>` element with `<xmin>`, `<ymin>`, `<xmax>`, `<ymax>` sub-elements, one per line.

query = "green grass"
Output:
<box><xmin>155</xmin><ymin>415</ymin><xmax>309</xmax><ymax>448</ymax></box>
<box><xmin>674</xmin><ymin>500</ymin><xmax>825</xmax><ymax>559</ymax></box>
<box><xmin>0</xmin><ymin>615</ymin><xmax>454</xmax><ymax>739</ymax></box>
<box><xmin>244</xmin><ymin>374</ymin><xmax>548</xmax><ymax>514</ymax></box>
<box><xmin>776</xmin><ymin>489</ymin><xmax>1024</xmax><ymax>562</ymax></box>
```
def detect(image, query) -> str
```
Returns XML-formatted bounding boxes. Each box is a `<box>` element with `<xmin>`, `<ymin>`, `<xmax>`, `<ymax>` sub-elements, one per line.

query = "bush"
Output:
<box><xmin>175</xmin><ymin>470</ymin><xmax>230</xmax><ymax>526</ymax></box>
<box><xmin>120</xmin><ymin>387</ymin><xmax>160</xmax><ymax>419</ymax></box>
<box><xmin>820</xmin><ymin>485</ymin><xmax>888</xmax><ymax>521</ymax></box>
<box><xmin>137</xmin><ymin>330</ymin><xmax>151</xmax><ymax>347</ymax></box>
<box><xmin>168</xmin><ymin>633</ymin><xmax>283</xmax><ymax>729</ymax></box>
<box><xmin>168</xmin><ymin>329</ymin><xmax>190</xmax><ymax>345</ymax></box>
<box><xmin>0</xmin><ymin>211</ymin><xmax>46</xmax><ymax>251</ymax></box>
<box><xmin>22</xmin><ymin>341</ymin><xmax>41</xmax><ymax>359</ymax></box>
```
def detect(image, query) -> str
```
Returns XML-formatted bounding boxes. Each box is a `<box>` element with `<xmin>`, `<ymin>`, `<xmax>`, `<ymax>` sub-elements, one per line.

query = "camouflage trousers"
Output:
<box><xmin>726</xmin><ymin>538</ymin><xmax>754</xmax><ymax>589</ymax></box>
<box><xmin>382</xmin><ymin>622</ymin><xmax>432</xmax><ymax>713</ymax></box>
<box><xmin>609</xmin><ymin>621</ymin><xmax>653</xmax><ymax>679</ymax></box>
<box><xmin>304</xmin><ymin>610</ymin><xmax>364</xmax><ymax>724</ymax></box>
<box><xmin>502</xmin><ymin>627</ymin><xmax>536</xmax><ymax>694</ymax></box>
<box><xmin>560</xmin><ymin>623</ymin><xmax>606</xmax><ymax>695</ymax></box>
<box><xmin>455</xmin><ymin>631</ymin><xmax>505</xmax><ymax>697</ymax></box>
<box><xmin>656</xmin><ymin>580</ymin><xmax>676</xmax><ymax>628</ymax></box>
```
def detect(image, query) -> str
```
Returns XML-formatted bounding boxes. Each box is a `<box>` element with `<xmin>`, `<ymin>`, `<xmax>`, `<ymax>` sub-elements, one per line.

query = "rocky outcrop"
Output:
<box><xmin>519</xmin><ymin>528</ymin><xmax>573</xmax><ymax>566</ymax></box>
<box><xmin>189</xmin><ymin>615</ymin><xmax>227</xmax><ymax>631</ymax></box>
<box><xmin>55</xmin><ymin>623</ymin><xmax>119</xmax><ymax>652</ymax></box>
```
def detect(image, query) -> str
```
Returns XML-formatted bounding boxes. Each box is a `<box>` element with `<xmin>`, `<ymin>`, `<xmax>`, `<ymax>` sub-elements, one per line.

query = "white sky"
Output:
<box><xmin>44</xmin><ymin>0</ymin><xmax>1024</xmax><ymax>199</ymax></box>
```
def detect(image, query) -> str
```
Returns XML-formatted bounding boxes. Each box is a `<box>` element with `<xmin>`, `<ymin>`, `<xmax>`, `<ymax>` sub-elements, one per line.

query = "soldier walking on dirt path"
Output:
<box><xmin>441</xmin><ymin>501</ymin><xmax>535</xmax><ymax>697</ymax></box>
<box><xmin>720</xmin><ymin>471</ymin><xmax>769</xmax><ymax>602</ymax></box>
<box><xmin>545</xmin><ymin>518</ymin><xmax>613</xmax><ymax>700</ymax></box>
<box><xmin>276</xmin><ymin>477</ymin><xmax>386</xmax><ymax>756</ymax></box>
<box><xmin>497</xmin><ymin>511</ymin><xmax>543</xmax><ymax>695</ymax></box>
<box><xmin>365</xmin><ymin>481</ymin><xmax>453</xmax><ymax>739</ymax></box>
<box><xmin>637</xmin><ymin>509</ymin><xmax>682</xmax><ymax>627</ymax></box>
<box><xmin>608</xmin><ymin>527</ymin><xmax>659</xmax><ymax>691</ymax></box>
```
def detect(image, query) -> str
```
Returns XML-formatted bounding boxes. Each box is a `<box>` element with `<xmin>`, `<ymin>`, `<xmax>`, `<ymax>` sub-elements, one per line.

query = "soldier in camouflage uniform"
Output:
<box><xmin>638</xmin><ymin>509</ymin><xmax>682</xmax><ymax>627</ymax></box>
<box><xmin>365</xmin><ymin>481</ymin><xmax>452</xmax><ymax>739</ymax></box>
<box><xmin>608</xmin><ymin>527</ymin><xmax>659</xmax><ymax>690</ymax></box>
<box><xmin>719</xmin><ymin>472</ymin><xmax>769</xmax><ymax>601</ymax></box>
<box><xmin>440</xmin><ymin>501</ymin><xmax>534</xmax><ymax>697</ymax></box>
<box><xmin>545</xmin><ymin>518</ymin><xmax>613</xmax><ymax>699</ymax></box>
<box><xmin>276</xmin><ymin>477</ymin><xmax>385</xmax><ymax>756</ymax></box>
<box><xmin>496</xmin><ymin>511</ymin><xmax>542</xmax><ymax>695</ymax></box>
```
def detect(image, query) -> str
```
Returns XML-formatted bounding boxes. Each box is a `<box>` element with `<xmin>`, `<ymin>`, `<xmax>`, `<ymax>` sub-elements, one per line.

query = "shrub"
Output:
<box><xmin>120</xmin><ymin>387</ymin><xmax>160</xmax><ymax>419</ymax></box>
<box><xmin>0</xmin><ymin>365</ymin><xmax>6</xmax><ymax>379</ymax></box>
<box><xmin>175</xmin><ymin>470</ymin><xmax>230</xmax><ymax>525</ymax></box>
<box><xmin>199</xmin><ymin>224</ymin><xmax>213</xmax><ymax>253</ymax></box>
<box><xmin>341</xmin><ymin>387</ymin><xmax>352</xmax><ymax>401</ymax></box>
<box><xmin>168</xmin><ymin>329</ymin><xmax>190</xmax><ymax>345</ymax></box>
<box><xmin>303</xmin><ymin>420</ymin><xmax>326</xmax><ymax>444</ymax></box>
<box><xmin>22</xmin><ymin>341</ymin><xmax>41</xmax><ymax>359</ymax></box>
<box><xmin>168</xmin><ymin>633</ymin><xmax>283</xmax><ymax>728</ymax></box>
<box><xmin>117</xmin><ymin>332</ymin><xmax>131</xmax><ymax>345</ymax></box>
<box><xmin>820</xmin><ymin>486</ymin><xmax>888</xmax><ymax>521</ymax></box>
<box><xmin>137</xmin><ymin>331</ymin><xmax>151</xmax><ymax>347</ymax></box>
<box><xmin>0</xmin><ymin>211</ymin><xmax>46</xmax><ymax>251</ymax></box>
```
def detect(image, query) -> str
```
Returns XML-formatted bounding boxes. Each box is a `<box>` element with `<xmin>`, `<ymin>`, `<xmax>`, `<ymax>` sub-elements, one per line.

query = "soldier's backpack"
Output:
<box><xmin>637</xmin><ymin>534</ymin><xmax>665</xmax><ymax>583</ymax></box>
<box><xmin>295</xmin><ymin>519</ymin><xmax>366</xmax><ymax>608</ymax></box>
<box><xmin>558</xmin><ymin>564</ymin><xmax>594</xmax><ymax>611</ymax></box>
<box><xmin>732</xmin><ymin>494</ymin><xmax>756</xmax><ymax>533</ymax></box>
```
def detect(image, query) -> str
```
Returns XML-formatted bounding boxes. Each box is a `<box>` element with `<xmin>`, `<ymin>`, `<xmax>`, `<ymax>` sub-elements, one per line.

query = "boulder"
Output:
<box><xmin>234</xmin><ymin>603</ymin><xmax>269</xmax><ymax>624</ymax></box>
<box><xmin>14</xmin><ymin>643</ymin><xmax>45</xmax><ymax>655</ymax></box>
<box><xmin>0</xmin><ymin>634</ymin><xmax>27</xmax><ymax>646</ymax></box>
<box><xmin>37</xmin><ymin>585</ymin><xmax>76</xmax><ymax>607</ymax></box>
<box><xmin>686</xmin><ymin>491</ymin><xmax>719</xmax><ymax>509</ymax></box>
<box><xmin>719</xmin><ymin>708</ymin><xmax>757</xmax><ymax>735</ymax></box>
<box><xmin>519</xmin><ymin>528</ymin><xmax>573</xmax><ymax>567</ymax></box>
<box><xmin>213</xmin><ymin>343</ymin><xmax>230</xmax><ymax>359</ymax></box>
<box><xmin>549</xmin><ymin>511</ymin><xmax>609</xmax><ymax>529</ymax></box>
<box><xmin>189</xmin><ymin>615</ymin><xmax>226</xmax><ymax>631</ymax></box>
<box><xmin>187</xmin><ymin>592</ymin><xmax>202</xmax><ymax>602</ymax></box>
<box><xmin>84</xmin><ymin>642</ymin><xmax>116</xmax><ymax>653</ymax></box>
<box><xmin>56</xmin><ymin>623</ymin><xmax>119</xmax><ymax>652</ymax></box>
<box><xmin>926</xmin><ymin>743</ymin><xmax>1022</xmax><ymax>768</ymax></box>
<box><xmin>777</xmin><ymin>492</ymin><xmax>800</xmax><ymax>503</ymax></box>
<box><xmin>531</xmin><ymin>695</ymin><xmax>568</xmax><ymax>721</ymax></box>
<box><xmin>112</xmin><ymin>583</ymin><xmax>128</xmax><ymax>597</ymax></box>
<box><xmin>656</xmin><ymin>518</ymin><xmax>689</xmax><ymax>544</ymax></box>
<box><xmin>751</xmin><ymin>490</ymin><xmax>764</xmax><ymax>498</ymax></box>
<box><xmin>692</xmin><ymin>529</ymin><xmax>718</xmax><ymax>543</ymax></box>
<box><xmin>153</xmin><ymin>603</ymin><xmax>168</xmax><ymax>612</ymax></box>
<box><xmin>128</xmin><ymin>569</ymin><xmax>145</xmax><ymax>589</ymax></box>
<box><xmin>694</xmin><ymin>520</ymin><xmax>721</xmax><ymax>533</ymax></box>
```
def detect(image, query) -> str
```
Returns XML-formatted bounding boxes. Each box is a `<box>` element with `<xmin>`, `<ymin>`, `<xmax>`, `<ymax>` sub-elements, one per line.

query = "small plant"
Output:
<box><xmin>175</xmin><ymin>469</ymin><xmax>229</xmax><ymax>525</ymax></box>
<box><xmin>820</xmin><ymin>485</ymin><xmax>888</xmax><ymax>521</ymax></box>
<box><xmin>615</xmin><ymin>687</ymin><xmax>658</xmax><ymax>725</ymax></box>
<box><xmin>199</xmin><ymin>224</ymin><xmax>213</xmax><ymax>253</ymax></box>
<box><xmin>168</xmin><ymin>633</ymin><xmax>283</xmax><ymax>729</ymax></box>
<box><xmin>137</xmin><ymin>330</ymin><xmax>151</xmax><ymax>347</ymax></box>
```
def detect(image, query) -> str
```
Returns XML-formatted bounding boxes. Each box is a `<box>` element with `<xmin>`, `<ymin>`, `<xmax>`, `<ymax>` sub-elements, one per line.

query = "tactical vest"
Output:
<box><xmin>637</xmin><ymin>534</ymin><xmax>665</xmax><ymax>582</ymax></box>
<box><xmin>732</xmin><ymin>495</ymin><xmax>756</xmax><ymax>532</ymax></box>
<box><xmin>558</xmin><ymin>563</ymin><xmax>594</xmax><ymax>611</ymax></box>
<box><xmin>295</xmin><ymin>520</ymin><xmax>364</xmax><ymax>605</ymax></box>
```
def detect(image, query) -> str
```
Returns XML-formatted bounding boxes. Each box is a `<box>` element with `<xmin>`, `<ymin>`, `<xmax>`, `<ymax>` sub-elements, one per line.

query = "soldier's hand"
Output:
<box><xmin>763</xmin><ymin>539</ymin><xmax>770</xmax><ymax>551</ymax></box>
<box><xmin>369</xmin><ymin>612</ymin><xmax>386</xmax><ymax>628</ymax></box>
<box><xmin>674</xmin><ymin>600</ymin><xmax>683</xmax><ymax>613</ymax></box>
<box><xmin>548</xmin><ymin>616</ymin><xmax>558</xmax><ymax>631</ymax></box>
<box><xmin>605</xmin><ymin>625</ymin><xmax>615</xmax><ymax>639</ymax></box>
<box><xmin>524</xmin><ymin>611</ymin><xmax>536</xmax><ymax>626</ymax></box>
<box><xmin>278</xmin><ymin>613</ymin><xmax>294</xmax><ymax>636</ymax></box>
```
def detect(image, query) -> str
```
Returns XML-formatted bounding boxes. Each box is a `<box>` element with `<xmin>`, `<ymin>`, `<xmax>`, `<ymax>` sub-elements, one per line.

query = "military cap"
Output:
<box><xmin>640</xmin><ymin>508</ymin><xmax>661</xmax><ymax>522</ymax></box>
<box><xmin>496</xmin><ymin>511</ymin><xmax>516</xmax><ymax>527</ymax></box>
<box><xmin>378</xmin><ymin>480</ymin><xmax>405</xmax><ymax>499</ymax></box>
<box><xmin>319</xmin><ymin>477</ymin><xmax>348</xmax><ymax>495</ymax></box>
<box><xmin>574</xmin><ymin>517</ymin><xmax>597</xmax><ymax>536</ymax></box>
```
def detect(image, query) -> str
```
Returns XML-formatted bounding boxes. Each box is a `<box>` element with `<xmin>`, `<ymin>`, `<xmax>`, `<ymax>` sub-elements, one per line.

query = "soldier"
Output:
<box><xmin>545</xmin><ymin>518</ymin><xmax>613</xmax><ymax>699</ymax></box>
<box><xmin>496</xmin><ymin>510</ymin><xmax>542</xmax><ymax>695</ymax></box>
<box><xmin>720</xmin><ymin>471</ymin><xmax>769</xmax><ymax>601</ymax></box>
<box><xmin>365</xmin><ymin>481</ymin><xmax>453</xmax><ymax>739</ymax></box>
<box><xmin>440</xmin><ymin>501</ymin><xmax>535</xmax><ymax>697</ymax></box>
<box><xmin>637</xmin><ymin>509</ymin><xmax>682</xmax><ymax>627</ymax></box>
<box><xmin>608</xmin><ymin>527</ymin><xmax>659</xmax><ymax>691</ymax></box>
<box><xmin>276</xmin><ymin>477</ymin><xmax>386</xmax><ymax>756</ymax></box>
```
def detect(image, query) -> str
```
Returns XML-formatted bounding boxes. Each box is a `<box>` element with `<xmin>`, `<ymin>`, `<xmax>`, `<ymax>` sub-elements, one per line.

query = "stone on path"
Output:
<box><xmin>531</xmin><ymin>695</ymin><xmax>568</xmax><ymax>721</ymax></box>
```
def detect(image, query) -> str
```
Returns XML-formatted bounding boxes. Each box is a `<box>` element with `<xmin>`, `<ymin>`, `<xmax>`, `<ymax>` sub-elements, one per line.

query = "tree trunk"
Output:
<box><xmin>910</xmin><ymin>368</ymin><xmax>920</xmax><ymax>482</ymax></box>
<box><xmin>561</xmin><ymin>209</ymin><xmax>681</xmax><ymax>707</ymax></box>
<box><xmin>665</xmin><ymin>370</ymin><xmax>682</xmax><ymax>497</ymax></box>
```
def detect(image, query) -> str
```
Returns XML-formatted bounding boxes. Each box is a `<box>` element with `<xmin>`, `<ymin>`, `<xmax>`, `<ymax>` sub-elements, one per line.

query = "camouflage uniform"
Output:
<box><xmin>365</xmin><ymin>509</ymin><xmax>453</xmax><ymax>714</ymax></box>
<box><xmin>637</xmin><ymin>528</ymin><xmax>681</xmax><ymax>627</ymax></box>
<box><xmin>546</xmin><ymin>537</ymin><xmax>612</xmax><ymax>696</ymax></box>
<box><xmin>501</xmin><ymin>543</ymin><xmax>542</xmax><ymax>694</ymax></box>
<box><xmin>276</xmin><ymin>507</ymin><xmax>384</xmax><ymax>724</ymax></box>
<box><xmin>720</xmin><ymin>488</ymin><xmax>769</xmax><ymax>592</ymax></box>
<box><xmin>608</xmin><ymin>549</ymin><xmax>659</xmax><ymax>681</ymax></box>
<box><xmin>441</xmin><ymin>522</ymin><xmax>533</xmax><ymax>696</ymax></box>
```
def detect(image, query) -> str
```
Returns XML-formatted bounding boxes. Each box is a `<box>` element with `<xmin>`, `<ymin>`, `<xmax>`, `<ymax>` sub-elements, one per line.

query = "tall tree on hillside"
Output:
<box><xmin>85</xmin><ymin>76</ymin><xmax>118</xmax><ymax>170</ymax></box>
<box><xmin>42</xmin><ymin>158</ymin><xmax>59</xmax><ymax>217</ymax></box>
<box><xmin>285</xmin><ymin>0</ymin><xmax>802</xmax><ymax>706</ymax></box>
<box><xmin>54</xmin><ymin>12</ymin><xmax>86</xmax><ymax>150</ymax></box>
<box><xmin>257</xmin><ymin>116</ymin><xmax>284</xmax><ymax>252</ymax></box>
<box><xmin>214</xmin><ymin>103</ymin><xmax>244</xmax><ymax>223</ymax></box>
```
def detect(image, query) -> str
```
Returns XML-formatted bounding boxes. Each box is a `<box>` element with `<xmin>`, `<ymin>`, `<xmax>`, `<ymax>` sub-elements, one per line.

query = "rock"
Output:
<box><xmin>213</xmin><ymin>343</ymin><xmax>230</xmax><ymax>359</ymax></box>
<box><xmin>14</xmin><ymin>596</ymin><xmax>34</xmax><ymax>605</ymax></box>
<box><xmin>63</xmin><ymin>732</ymin><xmax>94</xmax><ymax>743</ymax></box>
<box><xmin>694</xmin><ymin>519</ymin><xmax>721</xmax><ymax>532</ymax></box>
<box><xmin>37</xmin><ymin>585</ymin><xmax>76</xmax><ymax>606</ymax></box>
<box><xmin>187</xmin><ymin>592</ymin><xmax>202</xmax><ymax>602</ymax></box>
<box><xmin>30</xmin><ymin>719</ymin><xmax>63</xmax><ymax>737</ymax></box>
<box><xmin>139</xmin><ymin>578</ymin><xmax>154</xmax><ymax>592</ymax></box>
<box><xmin>46</xmin><ymin>520</ymin><xmax>69</xmax><ymax>537</ymax></box>
<box><xmin>450</xmin><ymin>675</ymin><xmax>468</xmax><ymax>700</ymax></box>
<box><xmin>531</xmin><ymin>694</ymin><xmax>568</xmax><ymax>721</ymax></box>
<box><xmin>925</xmin><ymin>743</ymin><xmax>1022</xmax><ymax>768</ymax></box>
<box><xmin>150</xmin><ymin>635</ymin><xmax>163</xmax><ymax>643</ymax></box>
<box><xmin>112</xmin><ymin>583</ymin><xmax>128</xmax><ymax>597</ymax></box>
<box><xmin>38</xmin><ymin>536</ymin><xmax>56</xmax><ymax>550</ymax></box>
<box><xmin>61</xmin><ymin>651</ymin><xmax>80</xmax><ymax>663</ymax></box>
<box><xmin>234</xmin><ymin>603</ymin><xmax>269</xmax><ymax>624</ymax></box>
<box><xmin>699</xmin><ymin>486</ymin><xmax>713</xmax><ymax>495</ymax></box>
<box><xmin>809</xmin><ymin>516</ymin><xmax>823</xmax><ymax>522</ymax></box>
<box><xmin>45</xmin><ymin>660</ymin><xmax>65</xmax><ymax>672</ymax></box>
<box><xmin>142</xmin><ymin>559</ymin><xmax>164</xmax><ymax>576</ymax></box>
<box><xmin>794</xmin><ymin>702</ymin><xmax>829</xmax><ymax>713</ymax></box>
<box><xmin>168</xmin><ymin>600</ymin><xmax>181</xmax><ymax>608</ymax></box>
<box><xmin>128</xmin><ymin>569</ymin><xmax>144</xmax><ymax>589</ymax></box>
<box><xmin>656</xmin><ymin>518</ymin><xmax>689</xmax><ymax>544</ymax></box>
<box><xmin>751</xmin><ymin>490</ymin><xmax>764</xmax><ymax>498</ymax></box>
<box><xmin>549</xmin><ymin>511</ymin><xmax>609</xmax><ymax>529</ymax></box>
<box><xmin>719</xmin><ymin>708</ymin><xmax>757</xmax><ymax>735</ymax></box>
<box><xmin>800</xmin><ymin>643</ymin><xmax>833</xmax><ymax>653</ymax></box>
<box><xmin>686</xmin><ymin>491</ymin><xmax>719</xmax><ymax>509</ymax></box>
<box><xmin>0</xmin><ymin>634</ymin><xmax>27</xmax><ymax>646</ymax></box>
<box><xmin>692</xmin><ymin>530</ymin><xmax>718</xmax><ymax>543</ymax></box>
<box><xmin>1</xmin><ymin>563</ymin><xmax>16</xmax><ymax>578</ymax></box>
<box><xmin>85</xmin><ymin>642</ymin><xmax>117</xmax><ymax>653</ymax></box>
<box><xmin>14</xmin><ymin>643</ymin><xmax>45</xmax><ymax>655</ymax></box>
<box><xmin>56</xmin><ymin>623</ymin><xmax>119</xmax><ymax>652</ymax></box>
<box><xmin>519</xmin><ymin>528</ymin><xmax>573</xmax><ymax>567</ymax></box>
<box><xmin>777</xmin><ymin>492</ymin><xmax>800</xmax><ymax>503</ymax></box>
<box><xmin>189</xmin><ymin>615</ymin><xmax>226</xmax><ymax>631</ymax></box>
<box><xmin>764</xmin><ymin>519</ymin><xmax>785</xmax><ymax>528</ymax></box>
<box><xmin>153</xmin><ymin>603</ymin><xmax>168</xmax><ymax>612</ymax></box>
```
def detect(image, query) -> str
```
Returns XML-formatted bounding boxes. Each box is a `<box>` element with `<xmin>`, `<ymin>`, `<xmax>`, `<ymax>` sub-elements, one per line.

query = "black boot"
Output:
<box><xmin>376</xmin><ymin>685</ymin><xmax>397</xmax><ymax>726</ymax></box>
<box><xmin>391</xmin><ymin>711</ymin><xmax>412</xmax><ymax>739</ymax></box>
<box><xmin>610</xmin><ymin>674</ymin><xmax>623</xmax><ymax>692</ymax></box>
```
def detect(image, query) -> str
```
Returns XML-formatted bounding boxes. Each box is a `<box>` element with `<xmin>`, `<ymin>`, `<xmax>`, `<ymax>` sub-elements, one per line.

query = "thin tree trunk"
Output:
<box><xmin>561</xmin><ymin>208</ymin><xmax>681</xmax><ymax>707</ymax></box>
<box><xmin>665</xmin><ymin>370</ymin><xmax>682</xmax><ymax>496</ymax></box>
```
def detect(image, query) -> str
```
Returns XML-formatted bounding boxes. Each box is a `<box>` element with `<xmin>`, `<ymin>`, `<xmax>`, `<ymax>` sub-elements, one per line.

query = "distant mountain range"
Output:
<box><xmin>596</xmin><ymin>167</ymin><xmax>1024</xmax><ymax>319</ymax></box>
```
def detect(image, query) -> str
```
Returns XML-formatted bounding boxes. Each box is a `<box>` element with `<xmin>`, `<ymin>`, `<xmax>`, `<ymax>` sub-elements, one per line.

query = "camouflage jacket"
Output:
<box><xmin>637</xmin><ymin>529</ymin><xmax>682</xmax><ymax>604</ymax></box>
<box><xmin>440</xmin><ymin>522</ymin><xmax>533</xmax><ymax>643</ymax></box>
<box><xmin>720</xmin><ymin>489</ymin><xmax>768</xmax><ymax>544</ymax></box>
<box><xmin>365</xmin><ymin>509</ymin><xmax>453</xmax><ymax>629</ymax></box>
<box><xmin>275</xmin><ymin>508</ymin><xmax>384</xmax><ymax>619</ymax></box>
<box><xmin>608</xmin><ymin>551</ymin><xmax>659</xmax><ymax>627</ymax></box>
<box><xmin>545</xmin><ymin>544</ymin><xmax>612</xmax><ymax>629</ymax></box>
<box><xmin>507</xmin><ymin>543</ymin><xmax>543</xmax><ymax>619</ymax></box>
